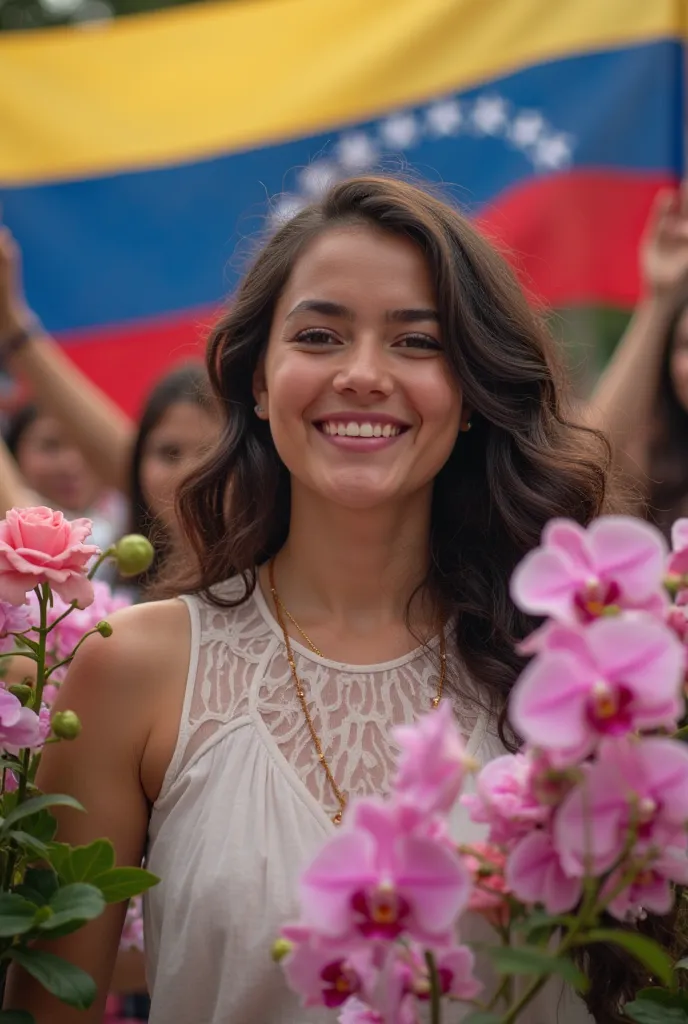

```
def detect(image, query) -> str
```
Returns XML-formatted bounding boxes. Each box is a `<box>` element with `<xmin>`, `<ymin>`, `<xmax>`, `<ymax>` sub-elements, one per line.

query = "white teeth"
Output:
<box><xmin>320</xmin><ymin>421</ymin><xmax>402</xmax><ymax>437</ymax></box>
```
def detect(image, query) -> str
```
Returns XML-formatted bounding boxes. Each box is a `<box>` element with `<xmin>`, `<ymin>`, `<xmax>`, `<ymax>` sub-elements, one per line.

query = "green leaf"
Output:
<box><xmin>0</xmin><ymin>1012</ymin><xmax>36</xmax><ymax>1023</ymax></box>
<box><xmin>46</xmin><ymin>842</ymin><xmax>71</xmax><ymax>876</ymax></box>
<box><xmin>0</xmin><ymin>893</ymin><xmax>39</xmax><ymax>937</ymax></box>
<box><xmin>1</xmin><ymin>795</ymin><xmax>83</xmax><ymax>832</ymax></box>
<box><xmin>7</xmin><ymin>948</ymin><xmax>96</xmax><ymax>1010</ymax></box>
<box><xmin>17</xmin><ymin>868</ymin><xmax>58</xmax><ymax>907</ymax></box>
<box><xmin>93</xmin><ymin>867</ymin><xmax>159</xmax><ymax>904</ymax></box>
<box><xmin>7</xmin><ymin>831</ymin><xmax>50</xmax><ymax>859</ymax></box>
<box><xmin>15</xmin><ymin>809</ymin><xmax>58</xmax><ymax>845</ymax></box>
<box><xmin>515</xmin><ymin>911</ymin><xmax>574</xmax><ymax>941</ymax></box>
<box><xmin>585</xmin><ymin>930</ymin><xmax>674</xmax><ymax>988</ymax></box>
<box><xmin>624</xmin><ymin>987</ymin><xmax>688</xmax><ymax>1022</ymax></box>
<box><xmin>37</xmin><ymin>883</ymin><xmax>105</xmax><ymax>937</ymax></box>
<box><xmin>61</xmin><ymin>839</ymin><xmax>115</xmax><ymax>884</ymax></box>
<box><xmin>487</xmin><ymin>945</ymin><xmax>589</xmax><ymax>991</ymax></box>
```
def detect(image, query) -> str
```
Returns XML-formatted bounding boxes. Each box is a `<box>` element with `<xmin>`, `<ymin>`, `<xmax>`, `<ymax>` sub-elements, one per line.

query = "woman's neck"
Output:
<box><xmin>268</xmin><ymin>486</ymin><xmax>436</xmax><ymax>637</ymax></box>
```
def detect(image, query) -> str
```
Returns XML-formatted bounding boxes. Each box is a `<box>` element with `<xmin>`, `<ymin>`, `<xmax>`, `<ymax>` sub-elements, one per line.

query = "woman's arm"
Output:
<box><xmin>584</xmin><ymin>187</ymin><xmax>688</xmax><ymax>477</ymax></box>
<box><xmin>0</xmin><ymin>432</ymin><xmax>35</xmax><ymax>516</ymax></box>
<box><xmin>0</xmin><ymin>227</ymin><xmax>136</xmax><ymax>494</ymax></box>
<box><xmin>3</xmin><ymin>599</ymin><xmax>188</xmax><ymax>1022</ymax></box>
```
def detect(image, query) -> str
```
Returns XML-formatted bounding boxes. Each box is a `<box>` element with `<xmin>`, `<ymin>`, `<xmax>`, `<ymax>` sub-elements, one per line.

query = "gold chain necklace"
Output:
<box><xmin>268</xmin><ymin>558</ymin><xmax>447</xmax><ymax>824</ymax></box>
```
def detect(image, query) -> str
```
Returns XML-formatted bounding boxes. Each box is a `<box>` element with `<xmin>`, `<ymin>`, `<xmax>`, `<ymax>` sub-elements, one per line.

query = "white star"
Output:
<box><xmin>533</xmin><ymin>132</ymin><xmax>574</xmax><ymax>170</ymax></box>
<box><xmin>509</xmin><ymin>111</ymin><xmax>546</xmax><ymax>149</ymax></box>
<box><xmin>336</xmin><ymin>132</ymin><xmax>379</xmax><ymax>172</ymax></box>
<box><xmin>471</xmin><ymin>95</ymin><xmax>509</xmax><ymax>136</ymax></box>
<box><xmin>270</xmin><ymin>195</ymin><xmax>306</xmax><ymax>227</ymax></box>
<box><xmin>425</xmin><ymin>99</ymin><xmax>462</xmax><ymax>137</ymax></box>
<box><xmin>299</xmin><ymin>162</ymin><xmax>338</xmax><ymax>197</ymax></box>
<box><xmin>379</xmin><ymin>112</ymin><xmax>419</xmax><ymax>150</ymax></box>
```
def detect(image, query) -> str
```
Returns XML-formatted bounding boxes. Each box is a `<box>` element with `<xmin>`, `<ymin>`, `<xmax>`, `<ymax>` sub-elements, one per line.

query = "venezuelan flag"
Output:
<box><xmin>0</xmin><ymin>0</ymin><xmax>684</xmax><ymax>414</ymax></box>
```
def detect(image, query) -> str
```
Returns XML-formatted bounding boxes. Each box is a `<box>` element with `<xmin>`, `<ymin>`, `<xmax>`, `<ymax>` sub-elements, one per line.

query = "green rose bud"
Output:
<box><xmin>270</xmin><ymin>938</ymin><xmax>293</xmax><ymax>963</ymax></box>
<box><xmin>115</xmin><ymin>534</ymin><xmax>155</xmax><ymax>578</ymax></box>
<box><xmin>51</xmin><ymin>710</ymin><xmax>82</xmax><ymax>741</ymax></box>
<box><xmin>96</xmin><ymin>620</ymin><xmax>113</xmax><ymax>638</ymax></box>
<box><xmin>33</xmin><ymin>905</ymin><xmax>53</xmax><ymax>925</ymax></box>
<box><xmin>8</xmin><ymin>684</ymin><xmax>33</xmax><ymax>706</ymax></box>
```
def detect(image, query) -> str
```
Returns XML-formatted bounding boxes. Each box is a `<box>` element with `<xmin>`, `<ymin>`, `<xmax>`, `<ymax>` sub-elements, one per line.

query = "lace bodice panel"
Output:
<box><xmin>163</xmin><ymin>578</ymin><xmax>486</xmax><ymax>819</ymax></box>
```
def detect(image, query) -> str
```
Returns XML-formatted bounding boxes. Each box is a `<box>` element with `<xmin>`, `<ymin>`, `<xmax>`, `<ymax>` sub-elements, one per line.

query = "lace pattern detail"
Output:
<box><xmin>177</xmin><ymin>579</ymin><xmax>484</xmax><ymax>817</ymax></box>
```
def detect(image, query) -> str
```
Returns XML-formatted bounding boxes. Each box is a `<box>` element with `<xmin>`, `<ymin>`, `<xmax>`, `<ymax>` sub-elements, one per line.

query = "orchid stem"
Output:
<box><xmin>424</xmin><ymin>950</ymin><xmax>442</xmax><ymax>1024</ymax></box>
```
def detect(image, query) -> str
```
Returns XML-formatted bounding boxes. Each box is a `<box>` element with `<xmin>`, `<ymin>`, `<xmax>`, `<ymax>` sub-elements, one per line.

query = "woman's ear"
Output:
<box><xmin>252</xmin><ymin>361</ymin><xmax>269</xmax><ymax>420</ymax></box>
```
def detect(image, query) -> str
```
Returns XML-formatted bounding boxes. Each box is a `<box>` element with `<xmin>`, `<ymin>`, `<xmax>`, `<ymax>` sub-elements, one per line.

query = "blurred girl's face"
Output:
<box><xmin>671</xmin><ymin>308</ymin><xmax>688</xmax><ymax>411</ymax></box>
<box><xmin>15</xmin><ymin>414</ymin><xmax>103</xmax><ymax>513</ymax></box>
<box><xmin>139</xmin><ymin>400</ymin><xmax>219</xmax><ymax>533</ymax></box>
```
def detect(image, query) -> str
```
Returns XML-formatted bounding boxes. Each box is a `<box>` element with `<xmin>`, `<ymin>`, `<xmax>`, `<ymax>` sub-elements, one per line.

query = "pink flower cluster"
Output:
<box><xmin>280</xmin><ymin>702</ymin><xmax>482</xmax><ymax>1023</ymax></box>
<box><xmin>462</xmin><ymin>516</ymin><xmax>688</xmax><ymax>920</ymax></box>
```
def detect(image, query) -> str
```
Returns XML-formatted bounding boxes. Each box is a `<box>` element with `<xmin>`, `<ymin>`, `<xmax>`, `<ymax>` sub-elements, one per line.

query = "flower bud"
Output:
<box><xmin>7</xmin><ymin>684</ymin><xmax>33</xmax><ymax>706</ymax></box>
<box><xmin>50</xmin><ymin>710</ymin><xmax>82</xmax><ymax>740</ymax></box>
<box><xmin>96</xmin><ymin>620</ymin><xmax>113</xmax><ymax>638</ymax></box>
<box><xmin>115</xmin><ymin>534</ymin><xmax>154</xmax><ymax>578</ymax></box>
<box><xmin>271</xmin><ymin>938</ymin><xmax>292</xmax><ymax>963</ymax></box>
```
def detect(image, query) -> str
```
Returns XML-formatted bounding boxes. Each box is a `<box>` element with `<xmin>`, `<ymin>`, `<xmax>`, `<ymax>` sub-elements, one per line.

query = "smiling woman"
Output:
<box><xmin>5</xmin><ymin>176</ymin><xmax>616</xmax><ymax>1024</ymax></box>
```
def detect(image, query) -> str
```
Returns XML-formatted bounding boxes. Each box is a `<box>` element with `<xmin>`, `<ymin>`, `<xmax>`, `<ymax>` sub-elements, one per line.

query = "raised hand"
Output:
<box><xmin>641</xmin><ymin>183</ymin><xmax>688</xmax><ymax>302</ymax></box>
<box><xmin>0</xmin><ymin>225</ymin><xmax>31</xmax><ymax>339</ymax></box>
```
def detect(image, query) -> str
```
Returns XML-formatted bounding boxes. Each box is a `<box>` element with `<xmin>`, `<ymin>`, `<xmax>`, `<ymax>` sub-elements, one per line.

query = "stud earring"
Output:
<box><xmin>462</xmin><ymin>420</ymin><xmax>472</xmax><ymax>432</ymax></box>
<box><xmin>254</xmin><ymin>404</ymin><xmax>264</xmax><ymax>416</ymax></box>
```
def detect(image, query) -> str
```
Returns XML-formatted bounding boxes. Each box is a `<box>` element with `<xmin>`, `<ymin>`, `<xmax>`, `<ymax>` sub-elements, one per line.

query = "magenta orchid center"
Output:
<box><xmin>585</xmin><ymin>679</ymin><xmax>634</xmax><ymax>735</ymax></box>
<box><xmin>319</xmin><ymin>959</ymin><xmax>361</xmax><ymax>1008</ymax></box>
<box><xmin>351</xmin><ymin>881</ymin><xmax>410</xmax><ymax>939</ymax></box>
<box><xmin>573</xmin><ymin>579</ymin><xmax>621</xmax><ymax>622</ymax></box>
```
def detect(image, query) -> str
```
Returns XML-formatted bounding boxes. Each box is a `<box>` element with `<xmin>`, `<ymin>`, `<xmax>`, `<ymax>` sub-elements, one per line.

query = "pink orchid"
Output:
<box><xmin>510</xmin><ymin>617</ymin><xmax>683</xmax><ymax>764</ymax></box>
<box><xmin>282</xmin><ymin>926</ymin><xmax>373</xmax><ymax>1009</ymax></box>
<box><xmin>393</xmin><ymin>699</ymin><xmax>470</xmax><ymax>816</ymax></box>
<box><xmin>511</xmin><ymin>517</ymin><xmax>667</xmax><ymax>625</ymax></box>
<box><xmin>506</xmin><ymin>829</ymin><xmax>582</xmax><ymax>914</ymax></box>
<box><xmin>554</xmin><ymin>737</ymin><xmax>688</xmax><ymax>878</ymax></box>
<box><xmin>463</xmin><ymin>843</ymin><xmax>511</xmax><ymax>927</ymax></box>
<box><xmin>338</xmin><ymin>999</ymin><xmax>385</xmax><ymax>1024</ymax></box>
<box><xmin>462</xmin><ymin>753</ymin><xmax>551</xmax><ymax>845</ymax></box>
<box><xmin>669</xmin><ymin>518</ymin><xmax>688</xmax><ymax>576</ymax></box>
<box><xmin>0</xmin><ymin>600</ymin><xmax>31</xmax><ymax>654</ymax></box>
<box><xmin>434</xmin><ymin>945</ymin><xmax>482</xmax><ymax>1001</ymax></box>
<box><xmin>299</xmin><ymin>799</ymin><xmax>469</xmax><ymax>947</ymax></box>
<box><xmin>602</xmin><ymin>837</ymin><xmax>688</xmax><ymax>921</ymax></box>
<box><xmin>0</xmin><ymin>689</ymin><xmax>42</xmax><ymax>754</ymax></box>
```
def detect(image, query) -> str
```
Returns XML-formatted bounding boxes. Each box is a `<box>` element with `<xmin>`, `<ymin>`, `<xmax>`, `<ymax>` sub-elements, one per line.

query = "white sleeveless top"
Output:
<box><xmin>144</xmin><ymin>579</ymin><xmax>592</xmax><ymax>1024</ymax></box>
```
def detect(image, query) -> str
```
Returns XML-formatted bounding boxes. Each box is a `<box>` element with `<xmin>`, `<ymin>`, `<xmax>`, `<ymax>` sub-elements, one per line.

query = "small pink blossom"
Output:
<box><xmin>462</xmin><ymin>753</ymin><xmax>550</xmax><ymax>844</ymax></box>
<box><xmin>282</xmin><ymin>927</ymin><xmax>372</xmax><ymax>1009</ymax></box>
<box><xmin>669</xmin><ymin>518</ymin><xmax>688</xmax><ymax>576</ymax></box>
<box><xmin>393</xmin><ymin>699</ymin><xmax>470</xmax><ymax>816</ymax></box>
<box><xmin>434</xmin><ymin>945</ymin><xmax>483</xmax><ymax>1001</ymax></box>
<box><xmin>602</xmin><ymin>837</ymin><xmax>688</xmax><ymax>921</ymax></box>
<box><xmin>511</xmin><ymin>617</ymin><xmax>683</xmax><ymax>764</ymax></box>
<box><xmin>299</xmin><ymin>799</ymin><xmax>469</xmax><ymax>947</ymax></box>
<box><xmin>338</xmin><ymin>999</ymin><xmax>384</xmax><ymax>1024</ymax></box>
<box><xmin>506</xmin><ymin>829</ymin><xmax>582</xmax><ymax>914</ymax></box>
<box><xmin>0</xmin><ymin>688</ymin><xmax>42</xmax><ymax>754</ymax></box>
<box><xmin>554</xmin><ymin>737</ymin><xmax>688</xmax><ymax>879</ymax></box>
<box><xmin>120</xmin><ymin>896</ymin><xmax>145</xmax><ymax>952</ymax></box>
<box><xmin>511</xmin><ymin>517</ymin><xmax>667</xmax><ymax>625</ymax></box>
<box><xmin>48</xmin><ymin>581</ymin><xmax>127</xmax><ymax>662</ymax></box>
<box><xmin>0</xmin><ymin>600</ymin><xmax>31</xmax><ymax>654</ymax></box>
<box><xmin>0</xmin><ymin>507</ymin><xmax>98</xmax><ymax>607</ymax></box>
<box><xmin>463</xmin><ymin>843</ymin><xmax>511</xmax><ymax>927</ymax></box>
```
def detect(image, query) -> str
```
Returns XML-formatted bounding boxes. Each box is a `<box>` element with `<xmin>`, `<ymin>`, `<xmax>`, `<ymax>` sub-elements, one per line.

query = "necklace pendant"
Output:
<box><xmin>332</xmin><ymin>810</ymin><xmax>343</xmax><ymax>826</ymax></box>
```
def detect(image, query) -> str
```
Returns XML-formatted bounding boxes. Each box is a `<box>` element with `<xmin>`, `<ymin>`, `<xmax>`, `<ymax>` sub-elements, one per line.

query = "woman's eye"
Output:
<box><xmin>395</xmin><ymin>334</ymin><xmax>442</xmax><ymax>352</ymax></box>
<box><xmin>158</xmin><ymin>445</ymin><xmax>182</xmax><ymax>462</ymax></box>
<box><xmin>294</xmin><ymin>329</ymin><xmax>340</xmax><ymax>346</ymax></box>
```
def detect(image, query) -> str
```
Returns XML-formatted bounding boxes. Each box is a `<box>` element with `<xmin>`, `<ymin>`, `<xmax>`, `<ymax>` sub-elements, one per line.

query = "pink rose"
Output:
<box><xmin>0</xmin><ymin>507</ymin><xmax>99</xmax><ymax>607</ymax></box>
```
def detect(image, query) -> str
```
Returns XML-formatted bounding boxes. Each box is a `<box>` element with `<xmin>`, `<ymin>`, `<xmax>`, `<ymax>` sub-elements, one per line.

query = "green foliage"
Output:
<box><xmin>625</xmin><ymin>987</ymin><xmax>688</xmax><ymax>1023</ymax></box>
<box><xmin>486</xmin><ymin>944</ymin><xmax>589</xmax><ymax>991</ymax></box>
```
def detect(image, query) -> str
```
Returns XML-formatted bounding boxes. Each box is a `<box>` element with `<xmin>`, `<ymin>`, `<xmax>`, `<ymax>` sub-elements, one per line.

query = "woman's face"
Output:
<box><xmin>255</xmin><ymin>224</ymin><xmax>465</xmax><ymax>511</ymax></box>
<box><xmin>671</xmin><ymin>308</ymin><xmax>688</xmax><ymax>411</ymax></box>
<box><xmin>140</xmin><ymin>400</ymin><xmax>219</xmax><ymax>533</ymax></box>
<box><xmin>15</xmin><ymin>414</ymin><xmax>103</xmax><ymax>513</ymax></box>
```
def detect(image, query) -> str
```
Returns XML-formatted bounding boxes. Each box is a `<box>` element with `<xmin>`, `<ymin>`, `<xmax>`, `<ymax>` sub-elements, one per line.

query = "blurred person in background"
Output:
<box><xmin>0</xmin><ymin>226</ymin><xmax>220</xmax><ymax>595</ymax></box>
<box><xmin>585</xmin><ymin>185</ymin><xmax>688</xmax><ymax>537</ymax></box>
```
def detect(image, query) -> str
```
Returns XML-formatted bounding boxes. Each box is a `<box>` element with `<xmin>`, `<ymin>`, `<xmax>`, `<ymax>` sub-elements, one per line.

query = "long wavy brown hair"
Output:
<box><xmin>648</xmin><ymin>302</ymin><xmax>688</xmax><ymax>537</ymax></box>
<box><xmin>165</xmin><ymin>176</ymin><xmax>669</xmax><ymax>1019</ymax></box>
